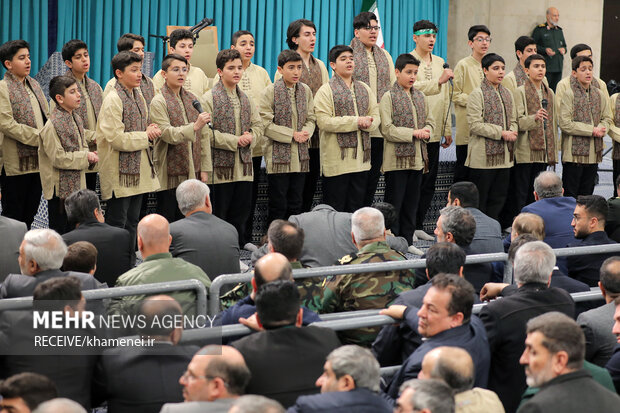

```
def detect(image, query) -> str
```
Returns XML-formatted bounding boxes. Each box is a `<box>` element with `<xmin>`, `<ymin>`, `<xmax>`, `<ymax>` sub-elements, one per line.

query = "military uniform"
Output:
<box><xmin>532</xmin><ymin>22</ymin><xmax>566</xmax><ymax>91</ymax></box>
<box><xmin>318</xmin><ymin>240</ymin><xmax>416</xmax><ymax>347</ymax></box>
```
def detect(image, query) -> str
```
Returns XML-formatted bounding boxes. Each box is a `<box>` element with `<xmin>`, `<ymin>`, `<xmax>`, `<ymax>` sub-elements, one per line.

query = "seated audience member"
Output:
<box><xmin>109</xmin><ymin>214</ymin><xmax>211</xmax><ymax>316</ymax></box>
<box><xmin>373</xmin><ymin>242</ymin><xmax>467</xmax><ymax>366</ymax></box>
<box><xmin>170</xmin><ymin>179</ymin><xmax>240</xmax><ymax>281</ymax></box>
<box><xmin>479</xmin><ymin>241</ymin><xmax>575</xmax><ymax>413</ymax></box>
<box><xmin>396</xmin><ymin>379</ymin><xmax>455</xmax><ymax>413</ymax></box>
<box><xmin>265</xmin><ymin>220</ymin><xmax>305</xmax><ymax>269</ymax></box>
<box><xmin>606</xmin><ymin>296</ymin><xmax>620</xmax><ymax>393</ymax></box>
<box><xmin>216</xmin><ymin>253</ymin><xmax>320</xmax><ymax>326</ymax></box>
<box><xmin>520</xmin><ymin>312</ymin><xmax>620</xmax><ymax>412</ymax></box>
<box><xmin>62</xmin><ymin>189</ymin><xmax>133</xmax><ymax>286</ymax></box>
<box><xmin>288</xmin><ymin>345</ymin><xmax>391</xmax><ymax>413</ymax></box>
<box><xmin>447</xmin><ymin>181</ymin><xmax>503</xmax><ymax>254</ymax></box>
<box><xmin>0</xmin><ymin>373</ymin><xmax>57</xmax><ymax>413</ymax></box>
<box><xmin>0</xmin><ymin>228</ymin><xmax>102</xmax><ymax>298</ymax></box>
<box><xmin>319</xmin><ymin>207</ymin><xmax>416</xmax><ymax>346</ymax></box>
<box><xmin>578</xmin><ymin>257</ymin><xmax>620</xmax><ymax>367</ymax></box>
<box><xmin>62</xmin><ymin>241</ymin><xmax>97</xmax><ymax>275</ymax></box>
<box><xmin>0</xmin><ymin>190</ymin><xmax>27</xmax><ymax>282</ymax></box>
<box><xmin>33</xmin><ymin>398</ymin><xmax>86</xmax><ymax>413</ymax></box>
<box><xmin>231</xmin><ymin>281</ymin><xmax>341</xmax><ymax>407</ymax></box>
<box><xmin>159</xmin><ymin>345</ymin><xmax>251</xmax><ymax>412</ymax></box>
<box><xmin>372</xmin><ymin>202</ymin><xmax>409</xmax><ymax>253</ymax></box>
<box><xmin>381</xmin><ymin>273</ymin><xmax>490</xmax><ymax>399</ymax></box>
<box><xmin>606</xmin><ymin>176</ymin><xmax>620</xmax><ymax>242</ymax></box>
<box><xmin>567</xmin><ymin>195</ymin><xmax>617</xmax><ymax>286</ymax></box>
<box><xmin>93</xmin><ymin>295</ymin><xmax>198</xmax><ymax>412</ymax></box>
<box><xmin>419</xmin><ymin>347</ymin><xmax>505</xmax><ymax>413</ymax></box>
<box><xmin>511</xmin><ymin>213</ymin><xmax>545</xmax><ymax>241</ymax></box>
<box><xmin>229</xmin><ymin>395</ymin><xmax>285</xmax><ymax>413</ymax></box>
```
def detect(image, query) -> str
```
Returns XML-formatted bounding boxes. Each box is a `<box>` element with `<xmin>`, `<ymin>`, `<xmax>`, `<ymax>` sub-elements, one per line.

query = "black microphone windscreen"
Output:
<box><xmin>192</xmin><ymin>100</ymin><xmax>203</xmax><ymax>113</ymax></box>
<box><xmin>443</xmin><ymin>62</ymin><xmax>450</xmax><ymax>69</ymax></box>
<box><xmin>541</xmin><ymin>98</ymin><xmax>548</xmax><ymax>109</ymax></box>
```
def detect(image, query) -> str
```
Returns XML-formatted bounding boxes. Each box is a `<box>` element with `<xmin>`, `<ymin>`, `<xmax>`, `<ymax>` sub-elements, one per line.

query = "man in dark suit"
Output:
<box><xmin>170</xmin><ymin>179</ymin><xmax>240</xmax><ymax>281</ymax></box>
<box><xmin>232</xmin><ymin>280</ymin><xmax>341</xmax><ymax>408</ymax></box>
<box><xmin>568</xmin><ymin>195</ymin><xmax>617</xmax><ymax>286</ymax></box>
<box><xmin>0</xmin><ymin>193</ymin><xmax>27</xmax><ymax>282</ymax></box>
<box><xmin>63</xmin><ymin>189</ymin><xmax>133</xmax><ymax>287</ymax></box>
<box><xmin>93</xmin><ymin>295</ymin><xmax>199</xmax><ymax>413</ymax></box>
<box><xmin>479</xmin><ymin>241</ymin><xmax>575</xmax><ymax>413</ymax></box>
<box><xmin>0</xmin><ymin>228</ymin><xmax>103</xmax><ymax>298</ymax></box>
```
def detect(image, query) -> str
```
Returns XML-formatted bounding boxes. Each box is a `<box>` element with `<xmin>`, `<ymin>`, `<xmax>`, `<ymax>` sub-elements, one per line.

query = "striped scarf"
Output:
<box><xmin>50</xmin><ymin>106</ymin><xmax>85</xmax><ymax>198</ymax></box>
<box><xmin>350</xmin><ymin>37</ymin><xmax>390</xmax><ymax>102</ymax></box>
<box><xmin>272</xmin><ymin>79</ymin><xmax>309</xmax><ymax>173</ymax></box>
<box><xmin>390</xmin><ymin>82</ymin><xmax>429</xmax><ymax>171</ymax></box>
<box><xmin>524</xmin><ymin>79</ymin><xmax>556</xmax><ymax>164</ymax></box>
<box><xmin>480</xmin><ymin>78</ymin><xmax>514</xmax><ymax>166</ymax></box>
<box><xmin>114</xmin><ymin>81</ymin><xmax>147</xmax><ymax>187</ymax></box>
<box><xmin>569</xmin><ymin>76</ymin><xmax>602</xmax><ymax>164</ymax></box>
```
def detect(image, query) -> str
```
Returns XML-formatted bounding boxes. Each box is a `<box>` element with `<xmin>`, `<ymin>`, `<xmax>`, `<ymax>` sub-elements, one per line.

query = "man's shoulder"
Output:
<box><xmin>577</xmin><ymin>301</ymin><xmax>614</xmax><ymax>324</ymax></box>
<box><xmin>160</xmin><ymin>400</ymin><xmax>234</xmax><ymax>413</ymax></box>
<box><xmin>0</xmin><ymin>215</ymin><xmax>27</xmax><ymax>232</ymax></box>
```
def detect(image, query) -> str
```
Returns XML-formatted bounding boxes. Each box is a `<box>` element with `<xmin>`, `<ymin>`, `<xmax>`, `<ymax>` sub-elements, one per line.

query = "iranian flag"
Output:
<box><xmin>361</xmin><ymin>0</ymin><xmax>384</xmax><ymax>48</ymax></box>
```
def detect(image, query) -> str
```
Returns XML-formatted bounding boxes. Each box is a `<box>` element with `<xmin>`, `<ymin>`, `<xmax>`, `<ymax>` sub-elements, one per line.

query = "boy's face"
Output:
<box><xmin>293</xmin><ymin>24</ymin><xmax>316</xmax><ymax>54</ymax></box>
<box><xmin>330</xmin><ymin>51</ymin><xmax>355</xmax><ymax>78</ymax></box>
<box><xmin>483</xmin><ymin>60</ymin><xmax>505</xmax><ymax>85</ymax></box>
<box><xmin>468</xmin><ymin>31</ymin><xmax>491</xmax><ymax>56</ymax></box>
<box><xmin>57</xmin><ymin>82</ymin><xmax>81</xmax><ymax>110</ymax></box>
<box><xmin>116</xmin><ymin>61</ymin><xmax>143</xmax><ymax>89</ymax></box>
<box><xmin>66</xmin><ymin>47</ymin><xmax>90</xmax><ymax>74</ymax></box>
<box><xmin>4</xmin><ymin>47</ymin><xmax>31</xmax><ymax>78</ymax></box>
<box><xmin>232</xmin><ymin>34</ymin><xmax>255</xmax><ymax>62</ymax></box>
<box><xmin>413</xmin><ymin>33</ymin><xmax>436</xmax><ymax>53</ymax></box>
<box><xmin>518</xmin><ymin>44</ymin><xmax>538</xmax><ymax>64</ymax></box>
<box><xmin>278</xmin><ymin>60</ymin><xmax>302</xmax><ymax>85</ymax></box>
<box><xmin>396</xmin><ymin>63</ymin><xmax>418</xmax><ymax>89</ymax></box>
<box><xmin>130</xmin><ymin>40</ymin><xmax>145</xmax><ymax>58</ymax></box>
<box><xmin>573</xmin><ymin>61</ymin><xmax>593</xmax><ymax>86</ymax></box>
<box><xmin>354</xmin><ymin>19</ymin><xmax>379</xmax><ymax>48</ymax></box>
<box><xmin>526</xmin><ymin>59</ymin><xmax>546</xmax><ymax>82</ymax></box>
<box><xmin>217</xmin><ymin>58</ymin><xmax>243</xmax><ymax>86</ymax></box>
<box><xmin>163</xmin><ymin>59</ymin><xmax>188</xmax><ymax>89</ymax></box>
<box><xmin>170</xmin><ymin>38</ymin><xmax>194</xmax><ymax>62</ymax></box>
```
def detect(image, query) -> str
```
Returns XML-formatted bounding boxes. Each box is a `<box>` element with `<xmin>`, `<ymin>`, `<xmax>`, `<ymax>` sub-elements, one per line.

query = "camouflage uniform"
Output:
<box><xmin>293</xmin><ymin>260</ymin><xmax>327</xmax><ymax>312</ymax></box>
<box><xmin>318</xmin><ymin>240</ymin><xmax>416</xmax><ymax>347</ymax></box>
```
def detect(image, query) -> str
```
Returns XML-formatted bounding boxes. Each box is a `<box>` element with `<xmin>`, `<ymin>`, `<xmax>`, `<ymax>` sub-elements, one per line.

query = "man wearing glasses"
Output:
<box><xmin>532</xmin><ymin>7</ymin><xmax>566</xmax><ymax>91</ymax></box>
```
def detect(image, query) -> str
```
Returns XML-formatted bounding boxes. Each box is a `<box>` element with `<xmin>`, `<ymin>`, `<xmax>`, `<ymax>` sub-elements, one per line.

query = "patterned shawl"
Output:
<box><xmin>329</xmin><ymin>74</ymin><xmax>371</xmax><ymax>162</ymax></box>
<box><xmin>4</xmin><ymin>72</ymin><xmax>48</xmax><ymax>171</ymax></box>
<box><xmin>211</xmin><ymin>80</ymin><xmax>252</xmax><ymax>180</ymax></box>
<box><xmin>272</xmin><ymin>78</ymin><xmax>309</xmax><ymax>173</ymax></box>
<box><xmin>524</xmin><ymin>79</ymin><xmax>556</xmax><ymax>164</ymax></box>
<box><xmin>390</xmin><ymin>82</ymin><xmax>429</xmax><ymax>171</ymax></box>
<box><xmin>480</xmin><ymin>78</ymin><xmax>514</xmax><ymax>166</ymax></box>
<box><xmin>569</xmin><ymin>76</ymin><xmax>602</xmax><ymax>164</ymax></box>
<box><xmin>513</xmin><ymin>63</ymin><xmax>528</xmax><ymax>87</ymax></box>
<box><xmin>350</xmin><ymin>37</ymin><xmax>390</xmax><ymax>102</ymax></box>
<box><xmin>301</xmin><ymin>55</ymin><xmax>324</xmax><ymax>149</ymax></box>
<box><xmin>614</xmin><ymin>96</ymin><xmax>620</xmax><ymax>160</ymax></box>
<box><xmin>114</xmin><ymin>81</ymin><xmax>147</xmax><ymax>187</ymax></box>
<box><xmin>50</xmin><ymin>106</ymin><xmax>86</xmax><ymax>198</ymax></box>
<box><xmin>161</xmin><ymin>83</ymin><xmax>202</xmax><ymax>188</ymax></box>
<box><xmin>140</xmin><ymin>74</ymin><xmax>155</xmax><ymax>105</ymax></box>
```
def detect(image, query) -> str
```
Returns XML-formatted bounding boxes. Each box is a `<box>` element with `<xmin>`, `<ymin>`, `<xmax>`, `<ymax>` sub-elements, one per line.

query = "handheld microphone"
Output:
<box><xmin>541</xmin><ymin>98</ymin><xmax>548</xmax><ymax>129</ymax></box>
<box><xmin>443</xmin><ymin>62</ymin><xmax>453</xmax><ymax>86</ymax></box>
<box><xmin>192</xmin><ymin>100</ymin><xmax>213</xmax><ymax>129</ymax></box>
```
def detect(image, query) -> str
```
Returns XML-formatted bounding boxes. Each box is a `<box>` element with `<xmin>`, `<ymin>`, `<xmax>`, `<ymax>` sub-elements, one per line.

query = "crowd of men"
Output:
<box><xmin>2</xmin><ymin>4</ymin><xmax>620</xmax><ymax>413</ymax></box>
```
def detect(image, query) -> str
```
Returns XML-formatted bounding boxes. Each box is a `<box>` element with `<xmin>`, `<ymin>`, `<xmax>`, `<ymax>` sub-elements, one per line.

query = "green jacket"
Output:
<box><xmin>532</xmin><ymin>23</ymin><xmax>566</xmax><ymax>73</ymax></box>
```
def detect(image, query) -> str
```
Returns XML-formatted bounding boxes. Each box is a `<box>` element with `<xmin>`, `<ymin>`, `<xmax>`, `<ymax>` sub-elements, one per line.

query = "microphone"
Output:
<box><xmin>443</xmin><ymin>62</ymin><xmax>453</xmax><ymax>86</ymax></box>
<box><xmin>192</xmin><ymin>99</ymin><xmax>213</xmax><ymax>129</ymax></box>
<box><xmin>190</xmin><ymin>18</ymin><xmax>214</xmax><ymax>33</ymax></box>
<box><xmin>541</xmin><ymin>98</ymin><xmax>548</xmax><ymax>129</ymax></box>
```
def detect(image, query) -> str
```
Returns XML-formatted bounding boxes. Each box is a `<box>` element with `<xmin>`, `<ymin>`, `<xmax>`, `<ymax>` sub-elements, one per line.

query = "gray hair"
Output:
<box><xmin>229</xmin><ymin>395</ymin><xmax>285</xmax><ymax>413</ymax></box>
<box><xmin>399</xmin><ymin>379</ymin><xmax>455</xmax><ymax>413</ymax></box>
<box><xmin>533</xmin><ymin>171</ymin><xmax>563</xmax><ymax>199</ymax></box>
<box><xmin>439</xmin><ymin>206</ymin><xmax>476</xmax><ymax>247</ymax></box>
<box><xmin>23</xmin><ymin>229</ymin><xmax>67</xmax><ymax>271</ymax></box>
<box><xmin>327</xmin><ymin>345</ymin><xmax>381</xmax><ymax>392</ymax></box>
<box><xmin>33</xmin><ymin>398</ymin><xmax>86</xmax><ymax>413</ymax></box>
<box><xmin>175</xmin><ymin>179</ymin><xmax>210</xmax><ymax>215</ymax></box>
<box><xmin>351</xmin><ymin>207</ymin><xmax>385</xmax><ymax>243</ymax></box>
<box><xmin>514</xmin><ymin>241</ymin><xmax>555</xmax><ymax>285</ymax></box>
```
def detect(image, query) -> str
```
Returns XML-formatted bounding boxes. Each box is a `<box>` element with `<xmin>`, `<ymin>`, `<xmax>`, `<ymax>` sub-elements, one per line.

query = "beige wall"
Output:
<box><xmin>447</xmin><ymin>0</ymin><xmax>604</xmax><ymax>78</ymax></box>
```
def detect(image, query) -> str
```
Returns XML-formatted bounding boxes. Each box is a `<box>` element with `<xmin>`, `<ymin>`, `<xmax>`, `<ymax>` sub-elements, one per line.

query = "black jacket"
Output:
<box><xmin>566</xmin><ymin>231</ymin><xmax>616</xmax><ymax>287</ymax></box>
<box><xmin>287</xmin><ymin>388</ymin><xmax>392</xmax><ymax>413</ymax></box>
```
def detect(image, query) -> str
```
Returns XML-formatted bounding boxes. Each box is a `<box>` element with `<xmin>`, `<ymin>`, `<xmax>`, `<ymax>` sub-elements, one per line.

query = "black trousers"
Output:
<box><xmin>614</xmin><ymin>159</ymin><xmax>620</xmax><ymax>197</ymax></box>
<box><xmin>267</xmin><ymin>172</ymin><xmax>306</xmax><ymax>224</ymax></box>
<box><xmin>562</xmin><ymin>162</ymin><xmax>598</xmax><ymax>198</ymax></box>
<box><xmin>156</xmin><ymin>188</ymin><xmax>184</xmax><ymax>223</ymax></box>
<box><xmin>85</xmin><ymin>172</ymin><xmax>97</xmax><ymax>192</ymax></box>
<box><xmin>301</xmin><ymin>146</ymin><xmax>321</xmax><ymax>212</ymax></box>
<box><xmin>454</xmin><ymin>144</ymin><xmax>469</xmax><ymax>183</ymax></box>
<box><xmin>244</xmin><ymin>156</ymin><xmax>263</xmax><ymax>244</ymax></box>
<box><xmin>0</xmin><ymin>170</ymin><xmax>42</xmax><ymax>229</ymax></box>
<box><xmin>500</xmin><ymin>163</ymin><xmax>547</xmax><ymax>228</ymax></box>
<box><xmin>416</xmin><ymin>142</ymin><xmax>440</xmax><ymax>230</ymax></box>
<box><xmin>363</xmin><ymin>137</ymin><xmax>384</xmax><ymax>206</ymax></box>
<box><xmin>468</xmin><ymin>167</ymin><xmax>511</xmax><ymax>221</ymax></box>
<box><xmin>323</xmin><ymin>171</ymin><xmax>368</xmax><ymax>213</ymax></box>
<box><xmin>546</xmin><ymin>71</ymin><xmax>562</xmax><ymax>92</ymax></box>
<box><xmin>211</xmin><ymin>181</ymin><xmax>253</xmax><ymax>247</ymax></box>
<box><xmin>47</xmin><ymin>196</ymin><xmax>70</xmax><ymax>234</ymax></box>
<box><xmin>105</xmin><ymin>193</ymin><xmax>143</xmax><ymax>252</ymax></box>
<box><xmin>385</xmin><ymin>169</ymin><xmax>423</xmax><ymax>245</ymax></box>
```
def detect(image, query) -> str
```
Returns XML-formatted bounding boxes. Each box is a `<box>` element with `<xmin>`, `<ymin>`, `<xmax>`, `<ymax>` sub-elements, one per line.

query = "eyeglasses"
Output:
<box><xmin>168</xmin><ymin>67</ymin><xmax>188</xmax><ymax>74</ymax></box>
<box><xmin>364</xmin><ymin>26</ymin><xmax>381</xmax><ymax>32</ymax></box>
<box><xmin>473</xmin><ymin>37</ymin><xmax>492</xmax><ymax>44</ymax></box>
<box><xmin>180</xmin><ymin>370</ymin><xmax>206</xmax><ymax>382</ymax></box>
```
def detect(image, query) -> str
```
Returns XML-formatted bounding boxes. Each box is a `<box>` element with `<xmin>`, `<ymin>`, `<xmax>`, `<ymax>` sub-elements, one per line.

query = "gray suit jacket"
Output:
<box><xmin>577</xmin><ymin>301</ymin><xmax>616</xmax><ymax>367</ymax></box>
<box><xmin>159</xmin><ymin>399</ymin><xmax>235</xmax><ymax>413</ymax></box>
<box><xmin>0</xmin><ymin>216</ymin><xmax>26</xmax><ymax>283</ymax></box>
<box><xmin>0</xmin><ymin>269</ymin><xmax>105</xmax><ymax>298</ymax></box>
<box><xmin>467</xmin><ymin>207</ymin><xmax>503</xmax><ymax>254</ymax></box>
<box><xmin>169</xmin><ymin>212</ymin><xmax>240</xmax><ymax>281</ymax></box>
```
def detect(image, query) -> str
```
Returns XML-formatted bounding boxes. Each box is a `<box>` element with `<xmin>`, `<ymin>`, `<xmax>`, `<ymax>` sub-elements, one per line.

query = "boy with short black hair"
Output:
<box><xmin>259</xmin><ymin>49</ymin><xmax>316</xmax><ymax>225</ymax></box>
<box><xmin>150</xmin><ymin>53</ymin><xmax>212</xmax><ymax>222</ymax></box>
<box><xmin>559</xmin><ymin>55</ymin><xmax>612</xmax><ymax>198</ymax></box>
<box><xmin>0</xmin><ymin>39</ymin><xmax>49</xmax><ymax>228</ymax></box>
<box><xmin>380</xmin><ymin>53</ymin><xmax>435</xmax><ymax>245</ymax></box>
<box><xmin>466</xmin><ymin>53</ymin><xmax>518</xmax><ymax>221</ymax></box>
<box><xmin>314</xmin><ymin>45</ymin><xmax>380</xmax><ymax>213</ymax></box>
<box><xmin>502</xmin><ymin>35</ymin><xmax>541</xmax><ymax>94</ymax></box>
<box><xmin>97</xmin><ymin>51</ymin><xmax>161</xmax><ymax>247</ymax></box>
<box><xmin>555</xmin><ymin>43</ymin><xmax>610</xmax><ymax>102</ymax></box>
<box><xmin>453</xmin><ymin>24</ymin><xmax>490</xmax><ymax>182</ymax></box>
<box><xmin>201</xmin><ymin>49</ymin><xmax>262</xmax><ymax>248</ymax></box>
<box><xmin>39</xmin><ymin>75</ymin><xmax>98</xmax><ymax>233</ymax></box>
<box><xmin>152</xmin><ymin>28</ymin><xmax>210</xmax><ymax>96</ymax></box>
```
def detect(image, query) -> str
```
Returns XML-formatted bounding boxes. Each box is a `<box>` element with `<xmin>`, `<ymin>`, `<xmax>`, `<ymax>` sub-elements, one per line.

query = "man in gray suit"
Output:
<box><xmin>170</xmin><ymin>180</ymin><xmax>240</xmax><ymax>281</ymax></box>
<box><xmin>577</xmin><ymin>256</ymin><xmax>620</xmax><ymax>366</ymax></box>
<box><xmin>159</xmin><ymin>345</ymin><xmax>251</xmax><ymax>413</ymax></box>
<box><xmin>0</xmin><ymin>191</ymin><xmax>27</xmax><ymax>282</ymax></box>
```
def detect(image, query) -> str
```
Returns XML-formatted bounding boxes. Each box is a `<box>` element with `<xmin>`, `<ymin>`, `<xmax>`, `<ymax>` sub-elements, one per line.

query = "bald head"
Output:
<box><xmin>33</xmin><ymin>398</ymin><xmax>86</xmax><ymax>413</ymax></box>
<box><xmin>186</xmin><ymin>345</ymin><xmax>251</xmax><ymax>399</ymax></box>
<box><xmin>137</xmin><ymin>214</ymin><xmax>171</xmax><ymax>257</ymax></box>
<box><xmin>534</xmin><ymin>171</ymin><xmax>563</xmax><ymax>199</ymax></box>
<box><xmin>138</xmin><ymin>295</ymin><xmax>183</xmax><ymax>342</ymax></box>
<box><xmin>253</xmin><ymin>253</ymin><xmax>293</xmax><ymax>293</ymax></box>
<box><xmin>512</xmin><ymin>213</ymin><xmax>545</xmax><ymax>240</ymax></box>
<box><xmin>420</xmin><ymin>346</ymin><xmax>474</xmax><ymax>393</ymax></box>
<box><xmin>546</xmin><ymin>7</ymin><xmax>560</xmax><ymax>26</ymax></box>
